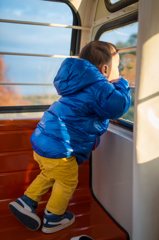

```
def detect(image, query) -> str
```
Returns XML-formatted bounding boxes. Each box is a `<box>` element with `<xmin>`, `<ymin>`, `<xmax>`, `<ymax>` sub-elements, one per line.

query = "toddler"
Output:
<box><xmin>9</xmin><ymin>41</ymin><xmax>131</xmax><ymax>234</ymax></box>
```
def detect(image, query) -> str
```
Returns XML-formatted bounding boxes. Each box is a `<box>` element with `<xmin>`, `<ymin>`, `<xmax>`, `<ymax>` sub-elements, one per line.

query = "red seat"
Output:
<box><xmin>0</xmin><ymin>119</ymin><xmax>127</xmax><ymax>240</ymax></box>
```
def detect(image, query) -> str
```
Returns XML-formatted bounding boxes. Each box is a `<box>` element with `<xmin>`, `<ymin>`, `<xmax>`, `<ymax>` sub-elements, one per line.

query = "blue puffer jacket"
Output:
<box><xmin>31</xmin><ymin>58</ymin><xmax>131</xmax><ymax>164</ymax></box>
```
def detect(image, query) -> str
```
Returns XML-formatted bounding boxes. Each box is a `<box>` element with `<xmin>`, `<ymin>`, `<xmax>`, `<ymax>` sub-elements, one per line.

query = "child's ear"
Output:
<box><xmin>100</xmin><ymin>64</ymin><xmax>109</xmax><ymax>78</ymax></box>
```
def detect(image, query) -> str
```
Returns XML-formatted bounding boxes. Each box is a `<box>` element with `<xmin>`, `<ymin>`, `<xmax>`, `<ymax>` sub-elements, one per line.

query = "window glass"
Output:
<box><xmin>100</xmin><ymin>23</ymin><xmax>138</xmax><ymax>48</ymax></box>
<box><xmin>119</xmin><ymin>48</ymin><xmax>136</xmax><ymax>87</ymax></box>
<box><xmin>0</xmin><ymin>0</ymin><xmax>73</xmax><ymax>107</ymax></box>
<box><xmin>2</xmin><ymin>55</ymin><xmax>64</xmax><ymax>84</ymax></box>
<box><xmin>0</xmin><ymin>85</ymin><xmax>59</xmax><ymax>106</ymax></box>
<box><xmin>119</xmin><ymin>49</ymin><xmax>136</xmax><ymax>123</ymax></box>
<box><xmin>0</xmin><ymin>23</ymin><xmax>72</xmax><ymax>55</ymax></box>
<box><xmin>0</xmin><ymin>0</ymin><xmax>72</xmax><ymax>24</ymax></box>
<box><xmin>100</xmin><ymin>23</ymin><xmax>138</xmax><ymax>123</ymax></box>
<box><xmin>121</xmin><ymin>88</ymin><xmax>134</xmax><ymax>122</ymax></box>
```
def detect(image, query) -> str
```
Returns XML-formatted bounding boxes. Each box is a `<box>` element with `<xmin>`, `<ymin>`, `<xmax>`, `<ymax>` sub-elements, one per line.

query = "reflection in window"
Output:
<box><xmin>100</xmin><ymin>23</ymin><xmax>138</xmax><ymax>123</ymax></box>
<box><xmin>119</xmin><ymin>51</ymin><xmax>136</xmax><ymax>122</ymax></box>
<box><xmin>119</xmin><ymin>49</ymin><xmax>136</xmax><ymax>87</ymax></box>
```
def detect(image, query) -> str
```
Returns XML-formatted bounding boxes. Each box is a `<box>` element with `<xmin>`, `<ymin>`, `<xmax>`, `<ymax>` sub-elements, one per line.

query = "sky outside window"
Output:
<box><xmin>0</xmin><ymin>0</ymin><xmax>72</xmax><ymax>24</ymax></box>
<box><xmin>100</xmin><ymin>23</ymin><xmax>138</xmax><ymax>47</ymax></box>
<box><xmin>0</xmin><ymin>0</ymin><xmax>73</xmax><ymax>103</ymax></box>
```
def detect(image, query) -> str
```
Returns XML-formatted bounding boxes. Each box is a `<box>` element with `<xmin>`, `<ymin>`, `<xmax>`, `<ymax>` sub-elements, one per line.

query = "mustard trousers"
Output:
<box><xmin>25</xmin><ymin>151</ymin><xmax>78</xmax><ymax>215</ymax></box>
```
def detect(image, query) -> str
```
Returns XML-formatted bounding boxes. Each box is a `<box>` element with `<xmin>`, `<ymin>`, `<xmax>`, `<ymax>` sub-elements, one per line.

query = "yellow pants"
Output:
<box><xmin>25</xmin><ymin>151</ymin><xmax>78</xmax><ymax>215</ymax></box>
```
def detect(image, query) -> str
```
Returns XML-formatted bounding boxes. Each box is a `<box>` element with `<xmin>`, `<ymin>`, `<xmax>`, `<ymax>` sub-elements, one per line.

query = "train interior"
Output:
<box><xmin>0</xmin><ymin>0</ymin><xmax>159</xmax><ymax>240</ymax></box>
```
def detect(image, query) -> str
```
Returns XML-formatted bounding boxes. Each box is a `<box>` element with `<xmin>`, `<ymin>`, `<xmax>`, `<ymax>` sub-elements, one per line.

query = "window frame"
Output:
<box><xmin>104</xmin><ymin>0</ymin><xmax>138</xmax><ymax>13</ymax></box>
<box><xmin>0</xmin><ymin>0</ymin><xmax>81</xmax><ymax>113</ymax></box>
<box><xmin>95</xmin><ymin>12</ymin><xmax>138</xmax><ymax>130</ymax></box>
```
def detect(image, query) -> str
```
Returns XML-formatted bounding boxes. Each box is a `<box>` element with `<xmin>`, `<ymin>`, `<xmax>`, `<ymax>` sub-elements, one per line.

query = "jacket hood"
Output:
<box><xmin>54</xmin><ymin>58</ymin><xmax>106</xmax><ymax>96</ymax></box>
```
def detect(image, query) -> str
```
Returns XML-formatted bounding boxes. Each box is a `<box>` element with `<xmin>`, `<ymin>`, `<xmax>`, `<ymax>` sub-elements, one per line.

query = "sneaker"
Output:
<box><xmin>42</xmin><ymin>209</ymin><xmax>75</xmax><ymax>233</ymax></box>
<box><xmin>70</xmin><ymin>236</ymin><xmax>94</xmax><ymax>240</ymax></box>
<box><xmin>9</xmin><ymin>195</ymin><xmax>41</xmax><ymax>231</ymax></box>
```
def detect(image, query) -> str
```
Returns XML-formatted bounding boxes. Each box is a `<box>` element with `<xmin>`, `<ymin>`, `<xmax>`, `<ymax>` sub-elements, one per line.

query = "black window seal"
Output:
<box><xmin>104</xmin><ymin>0</ymin><xmax>138</xmax><ymax>13</ymax></box>
<box><xmin>94</xmin><ymin>12</ymin><xmax>137</xmax><ymax>131</ymax></box>
<box><xmin>0</xmin><ymin>105</ymin><xmax>51</xmax><ymax>114</ymax></box>
<box><xmin>0</xmin><ymin>0</ymin><xmax>81</xmax><ymax>114</ymax></box>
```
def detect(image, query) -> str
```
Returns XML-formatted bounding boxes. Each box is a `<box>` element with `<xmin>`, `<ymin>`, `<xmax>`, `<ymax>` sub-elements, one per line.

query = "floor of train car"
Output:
<box><xmin>0</xmin><ymin>160</ymin><xmax>127</xmax><ymax>240</ymax></box>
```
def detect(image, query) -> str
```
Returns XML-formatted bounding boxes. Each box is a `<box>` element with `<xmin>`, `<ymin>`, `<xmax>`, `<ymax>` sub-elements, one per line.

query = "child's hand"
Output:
<box><xmin>109</xmin><ymin>77</ymin><xmax>128</xmax><ymax>83</ymax></box>
<box><xmin>110</xmin><ymin>78</ymin><xmax>130</xmax><ymax>90</ymax></box>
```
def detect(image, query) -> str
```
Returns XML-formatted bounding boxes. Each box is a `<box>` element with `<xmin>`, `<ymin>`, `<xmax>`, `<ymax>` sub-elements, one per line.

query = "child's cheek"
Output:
<box><xmin>112</xmin><ymin>66</ymin><xmax>119</xmax><ymax>80</ymax></box>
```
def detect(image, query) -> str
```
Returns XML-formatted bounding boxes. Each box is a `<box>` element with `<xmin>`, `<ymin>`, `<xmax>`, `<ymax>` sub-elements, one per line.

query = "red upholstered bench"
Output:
<box><xmin>0</xmin><ymin>119</ymin><xmax>128</xmax><ymax>240</ymax></box>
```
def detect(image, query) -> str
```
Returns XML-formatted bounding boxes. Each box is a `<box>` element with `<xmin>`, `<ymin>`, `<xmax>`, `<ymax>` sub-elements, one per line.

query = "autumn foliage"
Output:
<box><xmin>0</xmin><ymin>55</ymin><xmax>22</xmax><ymax>106</ymax></box>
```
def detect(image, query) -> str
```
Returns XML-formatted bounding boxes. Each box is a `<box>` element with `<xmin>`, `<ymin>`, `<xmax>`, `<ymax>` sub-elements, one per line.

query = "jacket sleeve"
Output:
<box><xmin>94</xmin><ymin>78</ymin><xmax>131</xmax><ymax>119</ymax></box>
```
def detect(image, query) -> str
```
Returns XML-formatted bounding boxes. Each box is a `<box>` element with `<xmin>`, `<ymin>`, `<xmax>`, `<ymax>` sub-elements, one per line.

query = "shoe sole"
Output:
<box><xmin>9</xmin><ymin>202</ymin><xmax>41</xmax><ymax>231</ymax></box>
<box><xmin>41</xmin><ymin>216</ymin><xmax>75</xmax><ymax>233</ymax></box>
<box><xmin>70</xmin><ymin>236</ymin><xmax>94</xmax><ymax>240</ymax></box>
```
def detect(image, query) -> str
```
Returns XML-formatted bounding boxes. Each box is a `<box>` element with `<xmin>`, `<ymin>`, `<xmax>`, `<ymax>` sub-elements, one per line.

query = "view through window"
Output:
<box><xmin>100</xmin><ymin>22</ymin><xmax>138</xmax><ymax>122</ymax></box>
<box><xmin>0</xmin><ymin>0</ymin><xmax>73</xmax><ymax>107</ymax></box>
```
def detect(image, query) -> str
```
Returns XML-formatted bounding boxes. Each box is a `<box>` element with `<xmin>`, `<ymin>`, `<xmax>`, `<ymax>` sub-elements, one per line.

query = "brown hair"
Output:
<box><xmin>79</xmin><ymin>41</ymin><xmax>118</xmax><ymax>70</ymax></box>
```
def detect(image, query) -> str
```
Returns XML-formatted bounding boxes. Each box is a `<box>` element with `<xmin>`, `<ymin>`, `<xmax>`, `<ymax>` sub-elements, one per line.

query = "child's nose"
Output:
<box><xmin>121</xmin><ymin>68</ymin><xmax>126</xmax><ymax>77</ymax></box>
<box><xmin>121</xmin><ymin>71</ymin><xmax>125</xmax><ymax>78</ymax></box>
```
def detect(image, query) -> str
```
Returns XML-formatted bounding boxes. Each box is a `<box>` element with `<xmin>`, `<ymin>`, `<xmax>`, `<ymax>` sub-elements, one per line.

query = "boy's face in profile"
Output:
<box><xmin>120</xmin><ymin>53</ymin><xmax>136</xmax><ymax>86</ymax></box>
<box><xmin>107</xmin><ymin>53</ymin><xmax>120</xmax><ymax>81</ymax></box>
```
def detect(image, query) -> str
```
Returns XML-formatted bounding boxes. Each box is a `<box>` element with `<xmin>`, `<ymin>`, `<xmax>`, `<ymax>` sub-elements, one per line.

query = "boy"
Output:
<box><xmin>9</xmin><ymin>41</ymin><xmax>131</xmax><ymax>233</ymax></box>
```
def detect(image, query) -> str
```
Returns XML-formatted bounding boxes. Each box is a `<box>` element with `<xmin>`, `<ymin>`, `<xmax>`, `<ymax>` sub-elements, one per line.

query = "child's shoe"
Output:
<box><xmin>9</xmin><ymin>195</ymin><xmax>41</xmax><ymax>231</ymax></box>
<box><xmin>42</xmin><ymin>209</ymin><xmax>75</xmax><ymax>233</ymax></box>
<box><xmin>70</xmin><ymin>236</ymin><xmax>94</xmax><ymax>240</ymax></box>
<box><xmin>71</xmin><ymin>235</ymin><xmax>93</xmax><ymax>240</ymax></box>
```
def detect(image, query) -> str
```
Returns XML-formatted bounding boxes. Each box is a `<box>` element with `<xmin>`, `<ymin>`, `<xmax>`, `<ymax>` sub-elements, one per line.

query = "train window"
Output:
<box><xmin>100</xmin><ymin>22</ymin><xmax>138</xmax><ymax>123</ymax></box>
<box><xmin>104</xmin><ymin>0</ymin><xmax>138</xmax><ymax>13</ymax></box>
<box><xmin>0</xmin><ymin>0</ymin><xmax>74</xmax><ymax>109</ymax></box>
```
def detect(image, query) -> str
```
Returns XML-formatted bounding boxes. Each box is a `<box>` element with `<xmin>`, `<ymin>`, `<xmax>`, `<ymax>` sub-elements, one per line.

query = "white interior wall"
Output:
<box><xmin>133</xmin><ymin>0</ymin><xmax>159</xmax><ymax>239</ymax></box>
<box><xmin>92</xmin><ymin>124</ymin><xmax>133</xmax><ymax>237</ymax></box>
